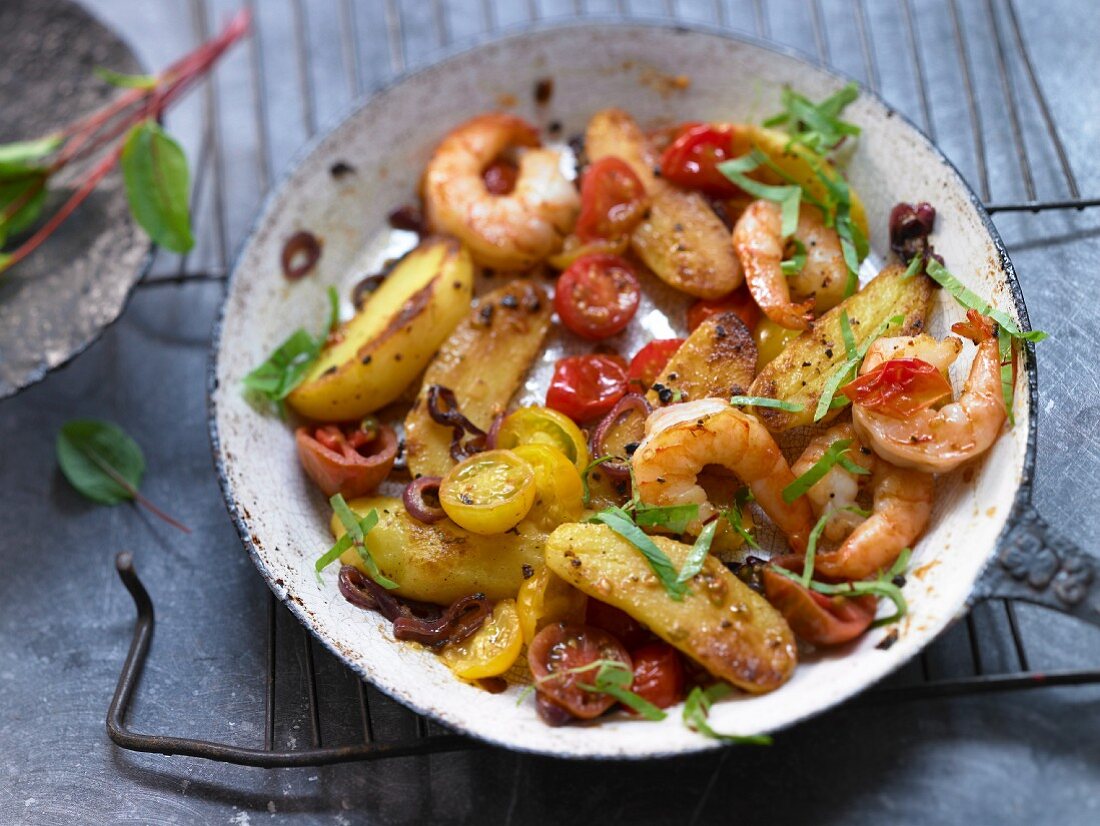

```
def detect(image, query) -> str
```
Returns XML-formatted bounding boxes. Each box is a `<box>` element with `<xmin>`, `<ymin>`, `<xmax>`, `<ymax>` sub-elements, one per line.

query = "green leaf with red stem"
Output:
<box><xmin>56</xmin><ymin>419</ymin><xmax>190</xmax><ymax>533</ymax></box>
<box><xmin>120</xmin><ymin>121</ymin><xmax>194</xmax><ymax>252</ymax></box>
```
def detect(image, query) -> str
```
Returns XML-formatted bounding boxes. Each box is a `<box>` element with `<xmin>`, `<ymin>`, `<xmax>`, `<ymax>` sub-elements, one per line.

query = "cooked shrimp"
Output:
<box><xmin>787</xmin><ymin>205</ymin><xmax>848</xmax><ymax>314</ymax></box>
<box><xmin>852</xmin><ymin>313</ymin><xmax>1009</xmax><ymax>474</ymax></box>
<box><xmin>790</xmin><ymin>423</ymin><xmax>874</xmax><ymax>543</ymax></box>
<box><xmin>861</xmin><ymin>334</ymin><xmax>963</xmax><ymax>375</ymax></box>
<box><xmin>632</xmin><ymin>398</ymin><xmax>813</xmax><ymax>551</ymax></box>
<box><xmin>423</xmin><ymin>113</ymin><xmax>579</xmax><ymax>270</ymax></box>
<box><xmin>813</xmin><ymin>458</ymin><xmax>934</xmax><ymax>581</ymax></box>
<box><xmin>732</xmin><ymin>201</ymin><xmax>846</xmax><ymax>329</ymax></box>
<box><xmin>790</xmin><ymin>422</ymin><xmax>932</xmax><ymax>579</ymax></box>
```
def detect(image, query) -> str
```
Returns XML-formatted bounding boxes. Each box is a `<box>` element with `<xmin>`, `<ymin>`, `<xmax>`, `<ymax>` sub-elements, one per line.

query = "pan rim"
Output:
<box><xmin>207</xmin><ymin>17</ymin><xmax>1039</xmax><ymax>760</ymax></box>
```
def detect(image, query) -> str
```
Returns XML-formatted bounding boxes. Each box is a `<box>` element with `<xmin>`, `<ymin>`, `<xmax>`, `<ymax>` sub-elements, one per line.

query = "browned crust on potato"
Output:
<box><xmin>647</xmin><ymin>311</ymin><xmax>757</xmax><ymax>406</ymax></box>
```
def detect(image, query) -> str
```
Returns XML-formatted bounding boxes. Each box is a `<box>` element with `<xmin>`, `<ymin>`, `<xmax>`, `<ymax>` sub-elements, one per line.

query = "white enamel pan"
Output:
<box><xmin>209</xmin><ymin>22</ymin><xmax>1097</xmax><ymax>759</ymax></box>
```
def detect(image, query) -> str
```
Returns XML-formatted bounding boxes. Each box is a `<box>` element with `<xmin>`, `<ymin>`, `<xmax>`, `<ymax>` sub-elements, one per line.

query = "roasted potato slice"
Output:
<box><xmin>646</xmin><ymin>311</ymin><xmax>756</xmax><ymax>406</ymax></box>
<box><xmin>748</xmin><ymin>265</ymin><xmax>934</xmax><ymax>431</ymax></box>
<box><xmin>583</xmin><ymin>108</ymin><xmax>658</xmax><ymax>188</ymax></box>
<box><xmin>288</xmin><ymin>238</ymin><xmax>473</xmax><ymax>421</ymax></box>
<box><xmin>405</xmin><ymin>279</ymin><xmax>552</xmax><ymax>479</ymax></box>
<box><xmin>546</xmin><ymin>523</ymin><xmax>796</xmax><ymax>693</ymax></box>
<box><xmin>630</xmin><ymin>184</ymin><xmax>744</xmax><ymax>299</ymax></box>
<box><xmin>584</xmin><ymin>108</ymin><xmax>742</xmax><ymax>299</ymax></box>
<box><xmin>335</xmin><ymin>497</ymin><xmax>545</xmax><ymax>604</ymax></box>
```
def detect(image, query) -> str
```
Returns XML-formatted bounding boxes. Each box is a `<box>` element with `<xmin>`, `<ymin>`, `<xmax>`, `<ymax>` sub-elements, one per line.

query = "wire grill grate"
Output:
<box><xmin>112</xmin><ymin>0</ymin><xmax>1100</xmax><ymax>766</ymax></box>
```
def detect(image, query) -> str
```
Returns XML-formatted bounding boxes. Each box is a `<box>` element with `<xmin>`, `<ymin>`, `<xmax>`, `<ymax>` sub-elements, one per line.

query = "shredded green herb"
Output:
<box><xmin>770</xmin><ymin>546</ymin><xmax>910</xmax><ymax>628</ymax></box>
<box><xmin>781</xmin><ymin>238</ymin><xmax>807</xmax><ymax>276</ymax></box>
<box><xmin>719</xmin><ymin>149</ymin><xmax>803</xmax><ymax>238</ymax></box>
<box><xmin>676</xmin><ymin>519</ymin><xmax>718</xmax><ymax>584</ymax></box>
<box><xmin>683</xmin><ymin>683</ymin><xmax>773</xmax><ymax>745</ymax></box>
<box><xmin>580</xmin><ymin>662</ymin><xmax>667</xmax><ymax>721</ymax></box>
<box><xmin>730</xmin><ymin>395</ymin><xmax>805</xmax><ymax>412</ymax></box>
<box><xmin>763</xmin><ymin>82</ymin><xmax>861</xmax><ymax>157</ymax></box>
<box><xmin>998</xmin><ymin>325</ymin><xmax>1016</xmax><ymax>426</ymax></box>
<box><xmin>590</xmin><ymin>507</ymin><xmax>688</xmax><ymax>600</ymax></box>
<box><xmin>902</xmin><ymin>253</ymin><xmax>924</xmax><ymax>279</ymax></box>
<box><xmin>316</xmin><ymin>494</ymin><xmax>397</xmax><ymax>589</ymax></box>
<box><xmin>633</xmin><ymin>501</ymin><xmax>700</xmax><ymax>535</ymax></box>
<box><xmin>924</xmin><ymin>259</ymin><xmax>1047</xmax><ymax>343</ymax></box>
<box><xmin>243</xmin><ymin>286</ymin><xmax>341</xmax><ymax>411</ymax></box>
<box><xmin>814</xmin><ymin>313</ymin><xmax>905</xmax><ymax>421</ymax></box>
<box><xmin>782</xmin><ymin>439</ymin><xmax>870</xmax><ymax>504</ymax></box>
<box><xmin>722</xmin><ymin>487</ymin><xmax>760</xmax><ymax>549</ymax></box>
<box><xmin>580</xmin><ymin>455</ymin><xmax>615</xmax><ymax>507</ymax></box>
<box><xmin>515</xmin><ymin>658</ymin><xmax>626</xmax><ymax>706</ymax></box>
<box><xmin>801</xmin><ymin>504</ymin><xmax>871</xmax><ymax>585</ymax></box>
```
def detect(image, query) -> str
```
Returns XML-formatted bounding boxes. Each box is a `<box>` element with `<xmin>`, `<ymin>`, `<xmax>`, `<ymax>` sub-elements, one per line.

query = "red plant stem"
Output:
<box><xmin>84</xmin><ymin>447</ymin><xmax>192</xmax><ymax>535</ymax></box>
<box><xmin>1</xmin><ymin>9</ymin><xmax>251</xmax><ymax>272</ymax></box>
<box><xmin>0</xmin><ymin>146</ymin><xmax>121</xmax><ymax>271</ymax></box>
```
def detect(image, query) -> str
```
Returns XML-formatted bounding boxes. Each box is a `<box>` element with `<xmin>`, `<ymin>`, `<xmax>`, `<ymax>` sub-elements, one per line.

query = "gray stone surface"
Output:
<box><xmin>1</xmin><ymin>1</ymin><xmax>1098</xmax><ymax>823</ymax></box>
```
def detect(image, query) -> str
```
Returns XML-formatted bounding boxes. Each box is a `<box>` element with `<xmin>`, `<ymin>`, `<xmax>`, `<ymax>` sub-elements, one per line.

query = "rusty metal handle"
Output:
<box><xmin>974</xmin><ymin>503</ymin><xmax>1100</xmax><ymax>627</ymax></box>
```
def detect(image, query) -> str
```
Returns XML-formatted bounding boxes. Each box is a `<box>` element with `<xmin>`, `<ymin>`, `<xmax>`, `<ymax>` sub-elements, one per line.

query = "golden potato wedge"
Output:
<box><xmin>546</xmin><ymin>523</ymin><xmax>796</xmax><ymax>693</ymax></box>
<box><xmin>288</xmin><ymin>238</ymin><xmax>473</xmax><ymax>421</ymax></box>
<box><xmin>335</xmin><ymin>496</ymin><xmax>545</xmax><ymax>604</ymax></box>
<box><xmin>405</xmin><ymin>279</ymin><xmax>552</xmax><ymax>479</ymax></box>
<box><xmin>646</xmin><ymin>311</ymin><xmax>757</xmax><ymax>406</ymax></box>
<box><xmin>584</xmin><ymin>108</ymin><xmax>742</xmax><ymax>299</ymax></box>
<box><xmin>583</xmin><ymin>108</ymin><xmax>659</xmax><ymax>189</ymax></box>
<box><xmin>631</xmin><ymin>183</ymin><xmax>744</xmax><ymax>299</ymax></box>
<box><xmin>748</xmin><ymin>265</ymin><xmax>934</xmax><ymax>431</ymax></box>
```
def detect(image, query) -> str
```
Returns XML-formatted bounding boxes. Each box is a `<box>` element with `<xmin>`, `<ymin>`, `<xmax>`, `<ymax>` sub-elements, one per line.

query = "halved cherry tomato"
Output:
<box><xmin>575</xmin><ymin>157</ymin><xmax>649</xmax><ymax>242</ymax></box>
<box><xmin>554</xmin><ymin>254</ymin><xmax>641</xmax><ymax>341</ymax></box>
<box><xmin>659</xmin><ymin>123</ymin><xmax>740</xmax><ymax>197</ymax></box>
<box><xmin>585</xmin><ymin>599</ymin><xmax>651</xmax><ymax>650</ymax></box>
<box><xmin>483</xmin><ymin>159</ymin><xmax>518</xmax><ymax>195</ymax></box>
<box><xmin>754</xmin><ymin>317</ymin><xmax>801</xmax><ymax>371</ymax></box>
<box><xmin>527</xmin><ymin>623</ymin><xmax>632</xmax><ymax>720</ymax></box>
<box><xmin>629</xmin><ymin>641</ymin><xmax>685</xmax><ymax>710</ymax></box>
<box><xmin>687</xmin><ymin>287</ymin><xmax>761</xmax><ymax>333</ymax></box>
<box><xmin>762</xmin><ymin>556</ymin><xmax>877</xmax><ymax>646</ymax></box>
<box><xmin>517</xmin><ymin>566</ymin><xmax>588</xmax><ymax>644</ymax></box>
<box><xmin>546</xmin><ymin>354</ymin><xmax>629</xmax><ymax>423</ymax></box>
<box><xmin>511</xmin><ymin>443</ymin><xmax>585</xmax><ymax>530</ymax></box>
<box><xmin>496</xmin><ymin>406</ymin><xmax>590</xmax><ymax>472</ymax></box>
<box><xmin>627</xmin><ymin>339</ymin><xmax>685</xmax><ymax>390</ymax></box>
<box><xmin>295</xmin><ymin>422</ymin><xmax>397</xmax><ymax>499</ymax></box>
<box><xmin>440</xmin><ymin>598</ymin><xmax>523</xmax><ymax>680</ymax></box>
<box><xmin>840</xmin><ymin>357</ymin><xmax>954</xmax><ymax>419</ymax></box>
<box><xmin>438</xmin><ymin>449</ymin><xmax>537</xmax><ymax>535</ymax></box>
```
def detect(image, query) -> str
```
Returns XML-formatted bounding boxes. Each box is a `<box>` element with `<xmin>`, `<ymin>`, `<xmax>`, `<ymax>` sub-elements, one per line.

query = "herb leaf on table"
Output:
<box><xmin>56</xmin><ymin>419</ymin><xmax>189</xmax><ymax>533</ymax></box>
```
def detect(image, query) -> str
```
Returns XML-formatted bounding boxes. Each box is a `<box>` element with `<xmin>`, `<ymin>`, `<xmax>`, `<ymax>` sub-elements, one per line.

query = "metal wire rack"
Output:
<box><xmin>111</xmin><ymin>0</ymin><xmax>1100</xmax><ymax>766</ymax></box>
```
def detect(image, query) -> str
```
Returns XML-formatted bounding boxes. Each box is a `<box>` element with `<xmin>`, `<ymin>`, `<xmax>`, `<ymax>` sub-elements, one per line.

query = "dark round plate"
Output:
<box><xmin>0</xmin><ymin>0</ymin><xmax>151</xmax><ymax>400</ymax></box>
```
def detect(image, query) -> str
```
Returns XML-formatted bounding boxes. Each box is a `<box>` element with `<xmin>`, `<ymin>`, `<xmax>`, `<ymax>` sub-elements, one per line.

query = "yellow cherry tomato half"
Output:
<box><xmin>439</xmin><ymin>449</ymin><xmax>537</xmax><ymax>535</ymax></box>
<box><xmin>496</xmin><ymin>406</ymin><xmax>590</xmax><ymax>472</ymax></box>
<box><xmin>511</xmin><ymin>443</ymin><xmax>585</xmax><ymax>531</ymax></box>
<box><xmin>754</xmin><ymin>317</ymin><xmax>802</xmax><ymax>371</ymax></box>
<box><xmin>516</xmin><ymin>566</ymin><xmax>588</xmax><ymax>645</ymax></box>
<box><xmin>440</xmin><ymin>598</ymin><xmax>523</xmax><ymax>680</ymax></box>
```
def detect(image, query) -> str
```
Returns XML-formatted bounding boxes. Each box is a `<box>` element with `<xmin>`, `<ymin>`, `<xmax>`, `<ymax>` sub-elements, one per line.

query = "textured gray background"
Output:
<box><xmin>1</xmin><ymin>1</ymin><xmax>1099</xmax><ymax>824</ymax></box>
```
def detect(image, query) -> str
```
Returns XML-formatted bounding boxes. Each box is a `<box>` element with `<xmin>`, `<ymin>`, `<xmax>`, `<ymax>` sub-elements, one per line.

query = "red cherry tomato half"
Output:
<box><xmin>687</xmin><ymin>287</ymin><xmax>761</xmax><ymax>333</ymax></box>
<box><xmin>295</xmin><ymin>423</ymin><xmax>398</xmax><ymax>499</ymax></box>
<box><xmin>762</xmin><ymin>556</ymin><xmax>877</xmax><ymax>646</ymax></box>
<box><xmin>585</xmin><ymin>598</ymin><xmax>651</xmax><ymax>650</ymax></box>
<box><xmin>483</xmin><ymin>159</ymin><xmax>518</xmax><ymax>195</ymax></box>
<box><xmin>546</xmin><ymin>354</ymin><xmax>629</xmax><ymax>423</ymax></box>
<box><xmin>659</xmin><ymin>123</ymin><xmax>740</xmax><ymax>197</ymax></box>
<box><xmin>840</xmin><ymin>357</ymin><xmax>954</xmax><ymax>419</ymax></box>
<box><xmin>575</xmin><ymin>157</ymin><xmax>650</xmax><ymax>242</ymax></box>
<box><xmin>627</xmin><ymin>339</ymin><xmax>685</xmax><ymax>390</ymax></box>
<box><xmin>554</xmin><ymin>254</ymin><xmax>641</xmax><ymax>341</ymax></box>
<box><xmin>527</xmin><ymin>623</ymin><xmax>633</xmax><ymax>720</ymax></box>
<box><xmin>629</xmin><ymin>641</ymin><xmax>685</xmax><ymax>710</ymax></box>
